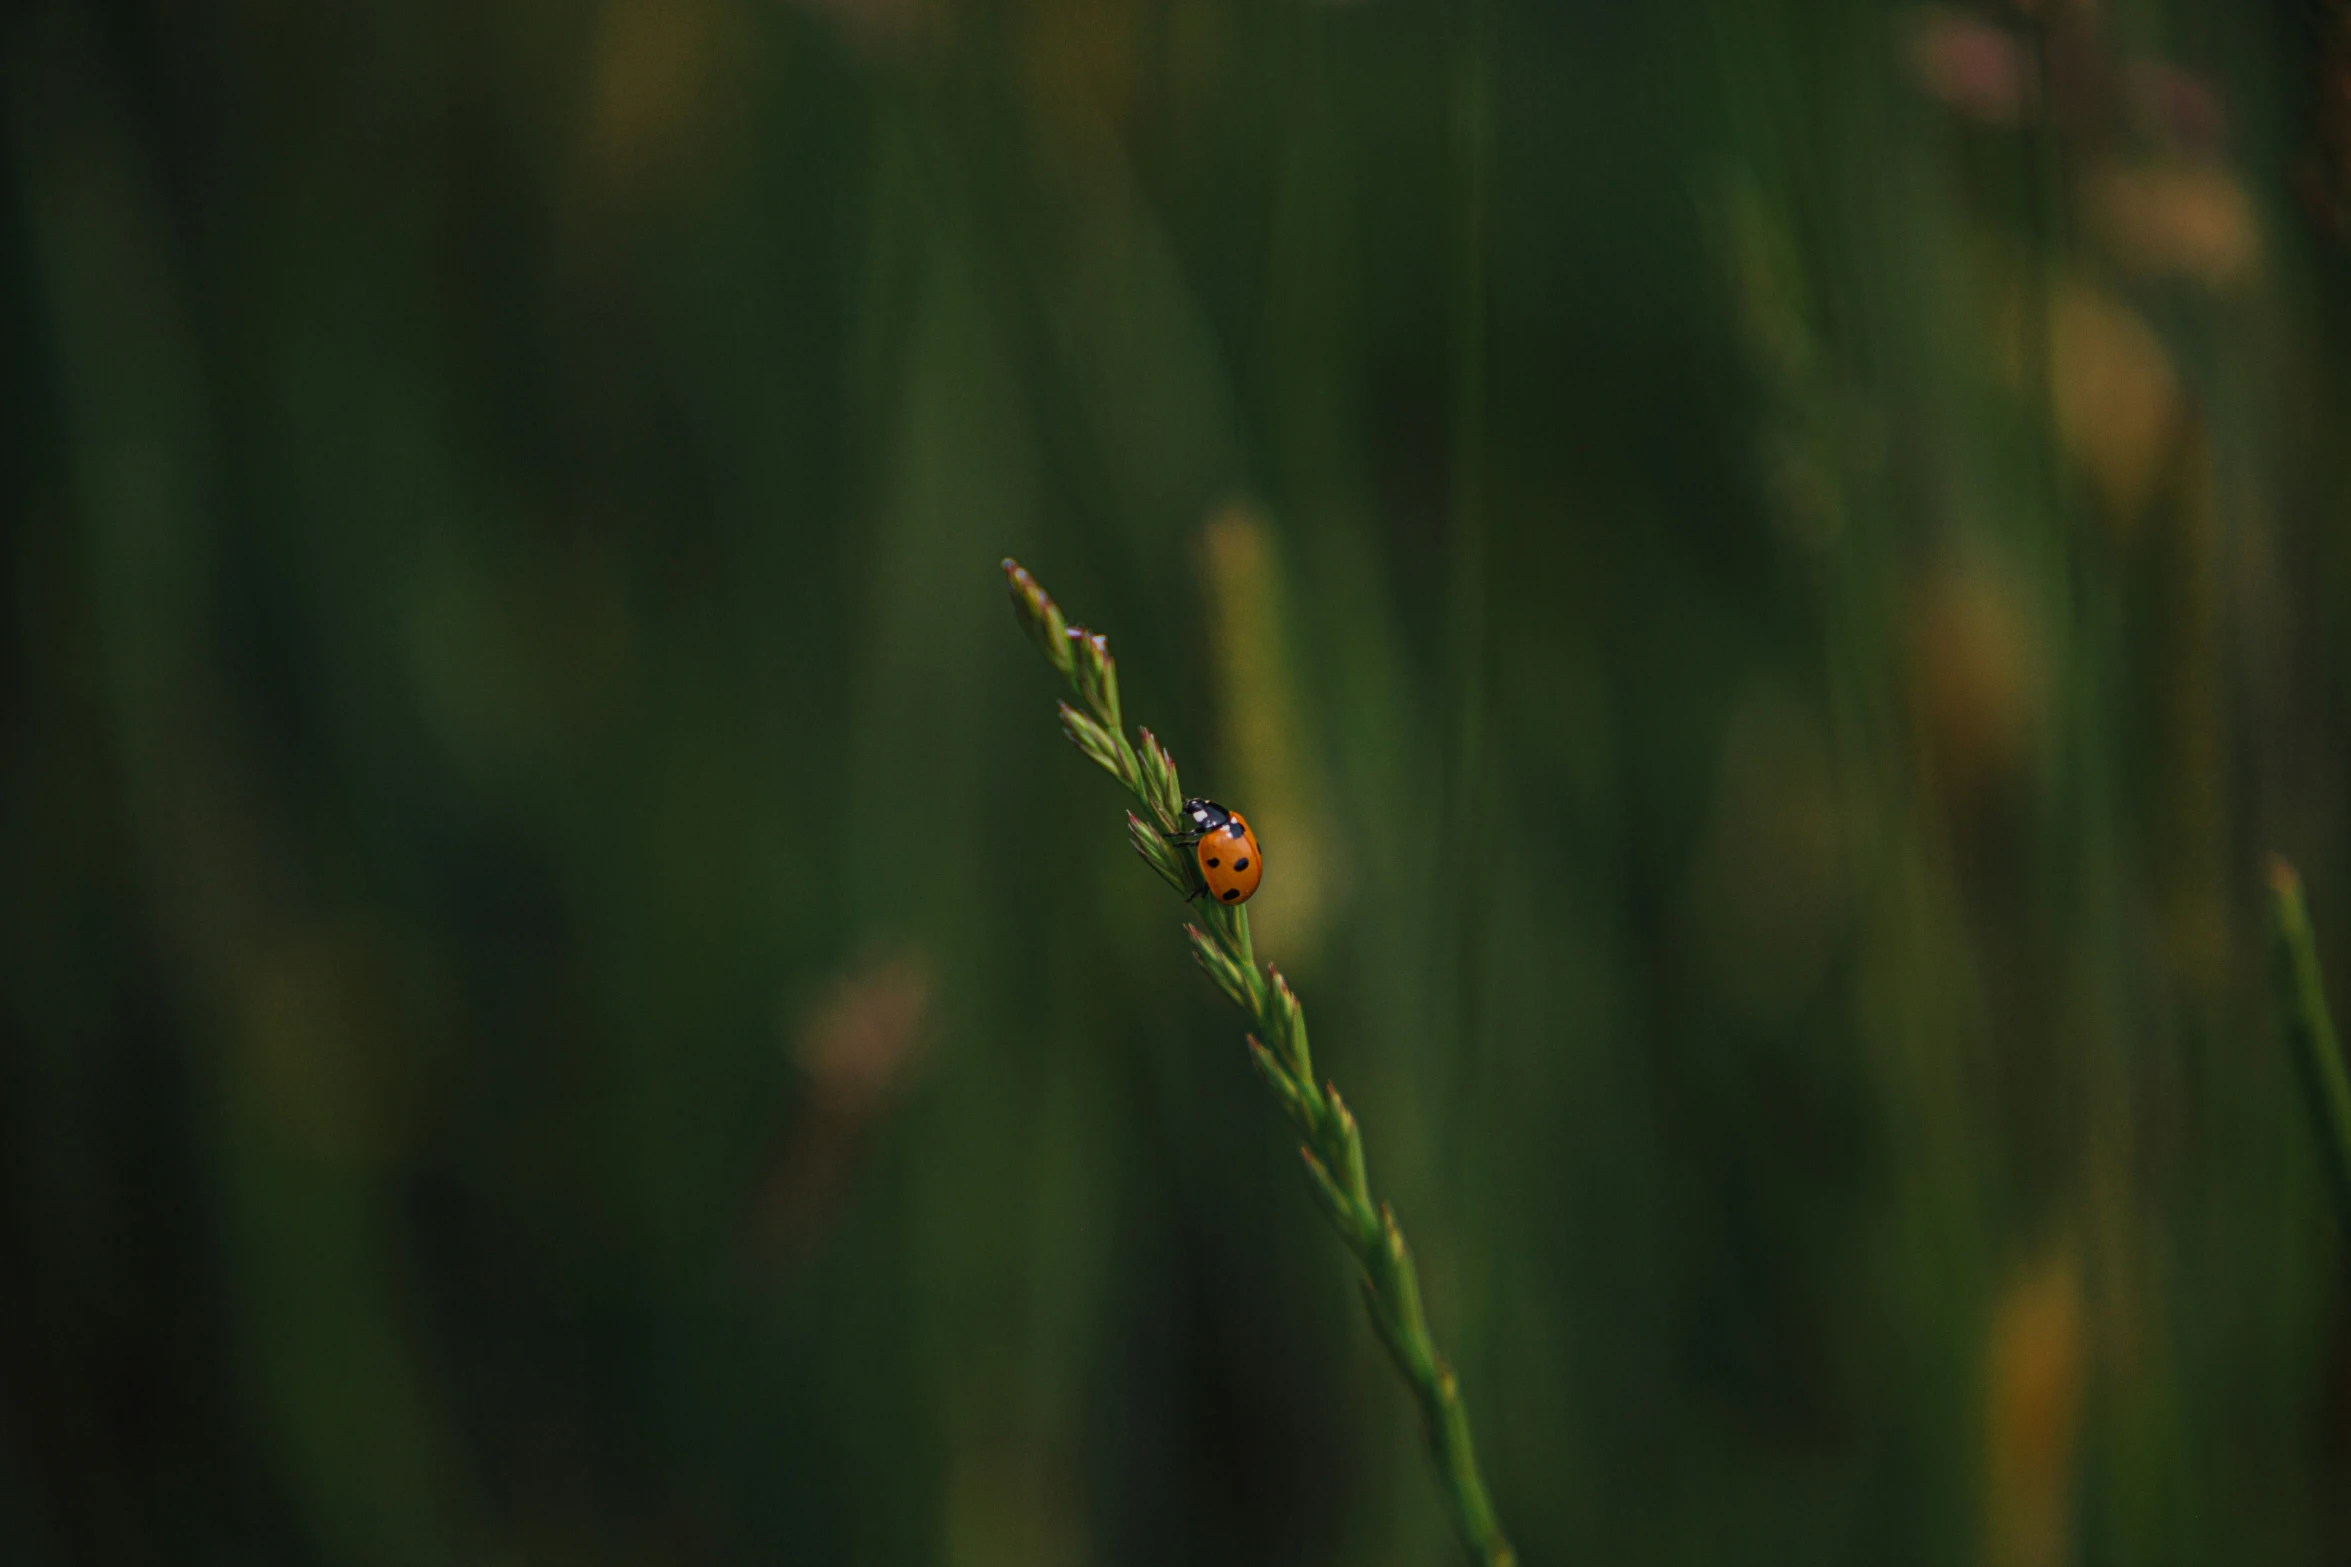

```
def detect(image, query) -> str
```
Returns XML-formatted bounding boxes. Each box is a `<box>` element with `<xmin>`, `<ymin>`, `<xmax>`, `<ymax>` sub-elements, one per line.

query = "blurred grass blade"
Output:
<box><xmin>2271</xmin><ymin>857</ymin><xmax>2351</xmax><ymax>1237</ymax></box>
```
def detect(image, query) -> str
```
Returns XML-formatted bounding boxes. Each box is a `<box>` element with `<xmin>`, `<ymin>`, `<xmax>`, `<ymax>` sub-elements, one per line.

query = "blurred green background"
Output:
<box><xmin>8</xmin><ymin>0</ymin><xmax>2351</xmax><ymax>1562</ymax></box>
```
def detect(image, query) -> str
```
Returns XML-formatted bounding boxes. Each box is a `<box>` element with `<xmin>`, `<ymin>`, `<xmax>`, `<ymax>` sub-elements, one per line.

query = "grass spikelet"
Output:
<box><xmin>1136</xmin><ymin>727</ymin><xmax>1184</xmax><ymax>831</ymax></box>
<box><xmin>1057</xmin><ymin>702</ymin><xmax>1123</xmax><ymax>780</ymax></box>
<box><xmin>1127</xmin><ymin>812</ymin><xmax>1191</xmax><ymax>896</ymax></box>
<box><xmin>1004</xmin><ymin>560</ymin><xmax>1073</xmax><ymax>674</ymax></box>
<box><xmin>1184</xmin><ymin>922</ymin><xmax>1258</xmax><ymax>1014</ymax></box>
<box><xmin>1268</xmin><ymin>966</ymin><xmax>1315</xmax><ymax>1094</ymax></box>
<box><xmin>1001</xmin><ymin>557</ymin><xmax>1516</xmax><ymax>1567</ymax></box>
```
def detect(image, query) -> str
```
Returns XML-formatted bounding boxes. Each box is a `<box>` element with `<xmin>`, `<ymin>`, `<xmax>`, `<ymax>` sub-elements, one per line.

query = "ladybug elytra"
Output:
<box><xmin>1168</xmin><ymin>797</ymin><xmax>1262</xmax><ymax>905</ymax></box>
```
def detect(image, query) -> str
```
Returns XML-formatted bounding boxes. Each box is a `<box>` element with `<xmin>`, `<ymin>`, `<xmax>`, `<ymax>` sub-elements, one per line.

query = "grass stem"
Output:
<box><xmin>1004</xmin><ymin>559</ymin><xmax>1517</xmax><ymax>1567</ymax></box>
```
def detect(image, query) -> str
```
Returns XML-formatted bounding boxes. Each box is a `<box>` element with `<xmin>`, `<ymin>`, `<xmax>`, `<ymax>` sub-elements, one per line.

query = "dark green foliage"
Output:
<box><xmin>8</xmin><ymin>1</ymin><xmax>2351</xmax><ymax>1564</ymax></box>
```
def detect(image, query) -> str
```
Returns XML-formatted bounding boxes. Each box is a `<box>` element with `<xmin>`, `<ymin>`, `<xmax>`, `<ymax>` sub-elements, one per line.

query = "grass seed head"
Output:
<box><xmin>1001</xmin><ymin>558</ymin><xmax>1073</xmax><ymax>675</ymax></box>
<box><xmin>1184</xmin><ymin>922</ymin><xmax>1256</xmax><ymax>1012</ymax></box>
<box><xmin>1128</xmin><ymin>812</ymin><xmax>1192</xmax><ymax>896</ymax></box>
<box><xmin>1070</xmin><ymin>627</ymin><xmax>1121</xmax><ymax>731</ymax></box>
<box><xmin>1136</xmin><ymin>727</ymin><xmax>1183</xmax><ymax>830</ymax></box>
<box><xmin>1058</xmin><ymin>701</ymin><xmax>1123</xmax><ymax>780</ymax></box>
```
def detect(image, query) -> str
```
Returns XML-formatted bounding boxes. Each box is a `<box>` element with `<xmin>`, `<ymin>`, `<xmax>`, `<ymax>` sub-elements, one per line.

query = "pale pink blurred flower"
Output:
<box><xmin>2121</xmin><ymin>60</ymin><xmax>2227</xmax><ymax>154</ymax></box>
<box><xmin>1909</xmin><ymin>8</ymin><xmax>2037</xmax><ymax>126</ymax></box>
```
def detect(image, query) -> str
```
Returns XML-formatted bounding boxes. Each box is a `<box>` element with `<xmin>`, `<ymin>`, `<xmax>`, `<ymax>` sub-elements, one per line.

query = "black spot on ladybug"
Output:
<box><xmin>1233</xmin><ymin>857</ymin><xmax>1248</xmax><ymax>871</ymax></box>
<box><xmin>1205</xmin><ymin>856</ymin><xmax>1220</xmax><ymax>867</ymax></box>
<box><xmin>1222</xmin><ymin>889</ymin><xmax>1240</xmax><ymax>901</ymax></box>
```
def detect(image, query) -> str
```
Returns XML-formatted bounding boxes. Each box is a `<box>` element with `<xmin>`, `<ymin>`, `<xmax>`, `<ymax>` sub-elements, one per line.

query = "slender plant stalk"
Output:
<box><xmin>2271</xmin><ymin>857</ymin><xmax>2351</xmax><ymax>1240</ymax></box>
<box><xmin>1003</xmin><ymin>559</ymin><xmax>1516</xmax><ymax>1567</ymax></box>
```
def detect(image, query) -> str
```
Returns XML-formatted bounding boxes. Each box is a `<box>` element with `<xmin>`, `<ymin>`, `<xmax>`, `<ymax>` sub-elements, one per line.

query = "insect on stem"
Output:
<box><xmin>1002</xmin><ymin>558</ymin><xmax>1516</xmax><ymax>1566</ymax></box>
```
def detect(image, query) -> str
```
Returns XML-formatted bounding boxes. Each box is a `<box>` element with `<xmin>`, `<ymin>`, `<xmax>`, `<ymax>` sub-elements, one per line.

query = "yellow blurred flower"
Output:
<box><xmin>1996</xmin><ymin>275</ymin><xmax>2184</xmax><ymax>535</ymax></box>
<box><xmin>1983</xmin><ymin>1247</ymin><xmax>2086</xmax><ymax>1567</ymax></box>
<box><xmin>2089</xmin><ymin>162</ymin><xmax>2261</xmax><ymax>288</ymax></box>
<box><xmin>1909</xmin><ymin>556</ymin><xmax>2044</xmax><ymax>820</ymax></box>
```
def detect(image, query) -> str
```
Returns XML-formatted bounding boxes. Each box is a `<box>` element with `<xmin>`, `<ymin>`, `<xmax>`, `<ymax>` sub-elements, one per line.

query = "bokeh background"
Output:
<box><xmin>9</xmin><ymin>0</ymin><xmax>2351</xmax><ymax>1562</ymax></box>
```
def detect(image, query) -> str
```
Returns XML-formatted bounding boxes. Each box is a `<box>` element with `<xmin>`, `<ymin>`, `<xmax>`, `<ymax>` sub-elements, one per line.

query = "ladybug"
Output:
<box><xmin>1167</xmin><ymin>797</ymin><xmax>1263</xmax><ymax>905</ymax></box>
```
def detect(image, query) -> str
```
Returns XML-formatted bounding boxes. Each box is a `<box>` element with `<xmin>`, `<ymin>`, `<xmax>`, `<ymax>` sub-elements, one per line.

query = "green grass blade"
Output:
<box><xmin>2271</xmin><ymin>857</ymin><xmax>2351</xmax><ymax>1240</ymax></box>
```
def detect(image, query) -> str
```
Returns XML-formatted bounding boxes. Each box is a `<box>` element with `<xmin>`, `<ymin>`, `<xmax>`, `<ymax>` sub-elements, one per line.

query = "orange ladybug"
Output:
<box><xmin>1169</xmin><ymin>797</ymin><xmax>1262</xmax><ymax>905</ymax></box>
